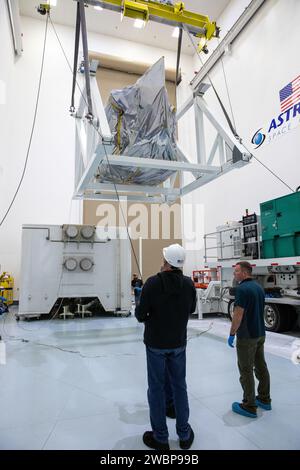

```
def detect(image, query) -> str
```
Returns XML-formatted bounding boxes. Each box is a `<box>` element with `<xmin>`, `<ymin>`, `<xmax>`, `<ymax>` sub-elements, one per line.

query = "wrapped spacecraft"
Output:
<box><xmin>97</xmin><ymin>57</ymin><xmax>178</xmax><ymax>186</ymax></box>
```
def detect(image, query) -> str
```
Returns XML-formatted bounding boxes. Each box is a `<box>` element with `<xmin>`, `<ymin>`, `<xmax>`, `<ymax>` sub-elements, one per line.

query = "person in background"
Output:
<box><xmin>132</xmin><ymin>273</ymin><xmax>143</xmax><ymax>290</ymax></box>
<box><xmin>135</xmin><ymin>244</ymin><xmax>196</xmax><ymax>450</ymax></box>
<box><xmin>228</xmin><ymin>261</ymin><xmax>271</xmax><ymax>418</ymax></box>
<box><xmin>131</xmin><ymin>273</ymin><xmax>143</xmax><ymax>305</ymax></box>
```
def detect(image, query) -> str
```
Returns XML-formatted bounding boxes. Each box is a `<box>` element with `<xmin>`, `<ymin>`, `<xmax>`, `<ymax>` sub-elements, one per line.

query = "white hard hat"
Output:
<box><xmin>163</xmin><ymin>244</ymin><xmax>185</xmax><ymax>268</ymax></box>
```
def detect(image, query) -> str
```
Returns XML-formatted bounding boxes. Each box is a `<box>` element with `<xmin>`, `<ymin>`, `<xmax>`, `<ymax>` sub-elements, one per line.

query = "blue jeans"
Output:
<box><xmin>165</xmin><ymin>366</ymin><xmax>174</xmax><ymax>410</ymax></box>
<box><xmin>134</xmin><ymin>287</ymin><xmax>142</xmax><ymax>305</ymax></box>
<box><xmin>146</xmin><ymin>346</ymin><xmax>191</xmax><ymax>443</ymax></box>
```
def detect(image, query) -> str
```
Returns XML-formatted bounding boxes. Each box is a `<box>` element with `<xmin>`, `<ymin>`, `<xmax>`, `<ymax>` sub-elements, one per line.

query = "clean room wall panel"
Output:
<box><xmin>182</xmin><ymin>0</ymin><xmax>300</xmax><ymax>275</ymax></box>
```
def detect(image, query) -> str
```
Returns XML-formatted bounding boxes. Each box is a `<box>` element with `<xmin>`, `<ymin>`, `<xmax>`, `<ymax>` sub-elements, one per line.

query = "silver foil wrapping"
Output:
<box><xmin>97</xmin><ymin>58</ymin><xmax>177</xmax><ymax>186</ymax></box>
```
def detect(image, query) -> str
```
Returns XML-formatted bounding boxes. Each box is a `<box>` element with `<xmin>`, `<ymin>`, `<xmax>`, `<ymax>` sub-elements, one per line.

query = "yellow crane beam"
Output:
<box><xmin>85</xmin><ymin>1</ymin><xmax>219</xmax><ymax>46</ymax></box>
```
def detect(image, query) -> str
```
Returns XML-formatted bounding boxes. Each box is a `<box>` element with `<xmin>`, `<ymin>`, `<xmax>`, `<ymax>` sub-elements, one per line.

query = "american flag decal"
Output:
<box><xmin>279</xmin><ymin>75</ymin><xmax>300</xmax><ymax>112</ymax></box>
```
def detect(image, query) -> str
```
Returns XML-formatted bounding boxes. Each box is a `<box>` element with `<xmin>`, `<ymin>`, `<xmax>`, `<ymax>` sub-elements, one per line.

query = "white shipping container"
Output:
<box><xmin>18</xmin><ymin>224</ymin><xmax>131</xmax><ymax>318</ymax></box>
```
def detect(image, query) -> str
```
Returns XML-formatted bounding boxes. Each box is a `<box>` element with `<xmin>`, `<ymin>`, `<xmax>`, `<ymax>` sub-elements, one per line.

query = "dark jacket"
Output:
<box><xmin>135</xmin><ymin>269</ymin><xmax>197</xmax><ymax>349</ymax></box>
<box><xmin>131</xmin><ymin>278</ymin><xmax>143</xmax><ymax>288</ymax></box>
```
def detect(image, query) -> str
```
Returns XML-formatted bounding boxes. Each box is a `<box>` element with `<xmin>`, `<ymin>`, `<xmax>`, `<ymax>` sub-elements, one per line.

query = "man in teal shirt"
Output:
<box><xmin>228</xmin><ymin>261</ymin><xmax>271</xmax><ymax>418</ymax></box>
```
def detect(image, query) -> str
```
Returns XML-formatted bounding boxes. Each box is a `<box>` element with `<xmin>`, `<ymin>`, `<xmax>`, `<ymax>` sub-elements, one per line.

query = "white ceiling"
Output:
<box><xmin>18</xmin><ymin>0</ymin><xmax>231</xmax><ymax>55</ymax></box>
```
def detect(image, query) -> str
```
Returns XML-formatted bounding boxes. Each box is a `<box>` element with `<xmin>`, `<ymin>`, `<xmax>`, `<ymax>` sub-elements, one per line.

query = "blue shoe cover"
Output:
<box><xmin>232</xmin><ymin>402</ymin><xmax>257</xmax><ymax>418</ymax></box>
<box><xmin>256</xmin><ymin>399</ymin><xmax>272</xmax><ymax>410</ymax></box>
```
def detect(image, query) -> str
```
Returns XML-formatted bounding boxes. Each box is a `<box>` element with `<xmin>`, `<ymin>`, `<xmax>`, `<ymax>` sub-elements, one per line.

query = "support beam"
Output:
<box><xmin>75</xmin><ymin>120</ymin><xmax>88</xmax><ymax>167</ymax></box>
<box><xmin>180</xmin><ymin>159</ymin><xmax>249</xmax><ymax>196</ymax></box>
<box><xmin>76</xmin><ymin>143</ymin><xmax>114</xmax><ymax>195</ymax></box>
<box><xmin>218</xmin><ymin>135</ymin><xmax>225</xmax><ymax>165</ymax></box>
<box><xmin>100</xmin><ymin>155</ymin><xmax>219</xmax><ymax>174</ymax></box>
<box><xmin>90</xmin><ymin>77</ymin><xmax>112</xmax><ymax>140</ymax></box>
<box><xmin>207</xmin><ymin>134</ymin><xmax>219</xmax><ymax>165</ymax></box>
<box><xmin>176</xmin><ymin>95</ymin><xmax>194</xmax><ymax>121</ymax></box>
<box><xmin>194</xmin><ymin>101</ymin><xmax>206</xmax><ymax>164</ymax></box>
<box><xmin>164</xmin><ymin>171</ymin><xmax>178</xmax><ymax>189</ymax></box>
<box><xmin>196</xmin><ymin>96</ymin><xmax>251</xmax><ymax>158</ymax></box>
<box><xmin>176</xmin><ymin>144</ymin><xmax>202</xmax><ymax>179</ymax></box>
<box><xmin>87</xmin><ymin>182</ymin><xmax>180</xmax><ymax>196</ymax></box>
<box><xmin>74</xmin><ymin>193</ymin><xmax>165</xmax><ymax>203</ymax></box>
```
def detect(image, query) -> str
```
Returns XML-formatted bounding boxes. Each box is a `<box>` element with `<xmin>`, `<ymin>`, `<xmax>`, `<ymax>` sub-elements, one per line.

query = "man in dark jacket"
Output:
<box><xmin>131</xmin><ymin>274</ymin><xmax>143</xmax><ymax>289</ymax></box>
<box><xmin>135</xmin><ymin>244</ymin><xmax>196</xmax><ymax>450</ymax></box>
<box><xmin>131</xmin><ymin>274</ymin><xmax>144</xmax><ymax>305</ymax></box>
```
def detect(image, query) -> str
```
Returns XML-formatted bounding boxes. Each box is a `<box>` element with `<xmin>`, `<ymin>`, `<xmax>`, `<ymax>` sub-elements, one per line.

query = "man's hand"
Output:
<box><xmin>229</xmin><ymin>305</ymin><xmax>244</xmax><ymax>347</ymax></box>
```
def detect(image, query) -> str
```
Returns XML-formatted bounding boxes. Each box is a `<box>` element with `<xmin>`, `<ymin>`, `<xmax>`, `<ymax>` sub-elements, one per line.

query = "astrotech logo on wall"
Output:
<box><xmin>251</xmin><ymin>74</ymin><xmax>300</xmax><ymax>148</ymax></box>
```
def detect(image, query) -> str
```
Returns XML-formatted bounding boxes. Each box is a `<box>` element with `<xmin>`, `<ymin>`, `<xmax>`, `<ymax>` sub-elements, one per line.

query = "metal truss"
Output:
<box><xmin>72</xmin><ymin>0</ymin><xmax>252</xmax><ymax>204</ymax></box>
<box><xmin>73</xmin><ymin>75</ymin><xmax>252</xmax><ymax>204</ymax></box>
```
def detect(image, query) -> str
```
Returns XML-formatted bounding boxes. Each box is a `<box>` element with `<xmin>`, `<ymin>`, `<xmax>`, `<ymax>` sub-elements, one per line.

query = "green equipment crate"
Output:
<box><xmin>260</xmin><ymin>191</ymin><xmax>300</xmax><ymax>258</ymax></box>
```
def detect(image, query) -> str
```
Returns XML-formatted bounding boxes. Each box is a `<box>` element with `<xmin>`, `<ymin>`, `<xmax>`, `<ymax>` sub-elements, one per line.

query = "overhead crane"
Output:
<box><xmin>85</xmin><ymin>1</ymin><xmax>219</xmax><ymax>53</ymax></box>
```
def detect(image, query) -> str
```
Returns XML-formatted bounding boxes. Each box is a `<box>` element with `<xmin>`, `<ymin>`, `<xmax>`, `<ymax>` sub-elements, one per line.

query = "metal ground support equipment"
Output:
<box><xmin>18</xmin><ymin>225</ymin><xmax>131</xmax><ymax>320</ymax></box>
<box><xmin>210</xmin><ymin>258</ymin><xmax>300</xmax><ymax>333</ymax></box>
<box><xmin>204</xmin><ymin>219</ymin><xmax>261</xmax><ymax>263</ymax></box>
<box><xmin>72</xmin><ymin>0</ymin><xmax>252</xmax><ymax>204</ymax></box>
<box><xmin>195</xmin><ymin>259</ymin><xmax>300</xmax><ymax>332</ymax></box>
<box><xmin>0</xmin><ymin>272</ymin><xmax>14</xmax><ymax>305</ymax></box>
<box><xmin>195</xmin><ymin>281</ymin><xmax>222</xmax><ymax>320</ymax></box>
<box><xmin>60</xmin><ymin>305</ymin><xmax>74</xmax><ymax>320</ymax></box>
<box><xmin>201</xmin><ymin>218</ymin><xmax>300</xmax><ymax>332</ymax></box>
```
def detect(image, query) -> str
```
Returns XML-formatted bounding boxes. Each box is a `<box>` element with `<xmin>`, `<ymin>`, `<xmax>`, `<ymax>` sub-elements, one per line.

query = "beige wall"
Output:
<box><xmin>83</xmin><ymin>63</ymin><xmax>181</xmax><ymax>282</ymax></box>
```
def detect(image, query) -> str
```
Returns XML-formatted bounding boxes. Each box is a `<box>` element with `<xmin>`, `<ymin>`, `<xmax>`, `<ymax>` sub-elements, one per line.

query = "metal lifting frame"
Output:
<box><xmin>72</xmin><ymin>0</ymin><xmax>252</xmax><ymax>204</ymax></box>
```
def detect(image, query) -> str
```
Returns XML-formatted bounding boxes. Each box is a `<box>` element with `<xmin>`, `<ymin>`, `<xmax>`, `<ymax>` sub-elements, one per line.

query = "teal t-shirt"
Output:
<box><xmin>234</xmin><ymin>278</ymin><xmax>265</xmax><ymax>339</ymax></box>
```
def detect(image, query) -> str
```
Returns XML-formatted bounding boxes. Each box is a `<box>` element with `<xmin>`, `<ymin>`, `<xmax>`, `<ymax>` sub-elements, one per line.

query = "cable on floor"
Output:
<box><xmin>2</xmin><ymin>328</ymin><xmax>142</xmax><ymax>359</ymax></box>
<box><xmin>187</xmin><ymin>321</ymin><xmax>214</xmax><ymax>341</ymax></box>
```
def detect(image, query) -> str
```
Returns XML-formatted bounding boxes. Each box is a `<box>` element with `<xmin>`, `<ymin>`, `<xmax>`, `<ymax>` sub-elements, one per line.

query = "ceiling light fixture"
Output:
<box><xmin>172</xmin><ymin>27</ymin><xmax>180</xmax><ymax>38</ymax></box>
<box><xmin>94</xmin><ymin>5</ymin><xmax>103</xmax><ymax>11</ymax></box>
<box><xmin>134</xmin><ymin>19</ymin><xmax>145</xmax><ymax>29</ymax></box>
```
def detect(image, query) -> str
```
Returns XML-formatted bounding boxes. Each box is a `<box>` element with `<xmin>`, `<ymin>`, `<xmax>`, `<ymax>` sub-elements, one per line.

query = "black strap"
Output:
<box><xmin>175</xmin><ymin>27</ymin><xmax>183</xmax><ymax>86</ymax></box>
<box><xmin>70</xmin><ymin>2</ymin><xmax>80</xmax><ymax>112</ymax></box>
<box><xmin>79</xmin><ymin>1</ymin><xmax>93</xmax><ymax>118</ymax></box>
<box><xmin>70</xmin><ymin>2</ymin><xmax>93</xmax><ymax>118</ymax></box>
<box><xmin>209</xmin><ymin>81</ymin><xmax>239</xmax><ymax>140</ymax></box>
